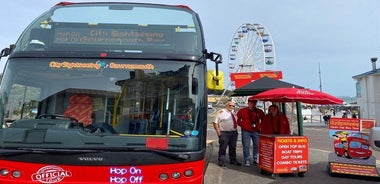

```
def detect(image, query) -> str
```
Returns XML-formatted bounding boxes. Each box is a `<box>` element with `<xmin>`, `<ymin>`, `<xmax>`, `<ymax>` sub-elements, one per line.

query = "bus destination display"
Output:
<box><xmin>53</xmin><ymin>27</ymin><xmax>173</xmax><ymax>46</ymax></box>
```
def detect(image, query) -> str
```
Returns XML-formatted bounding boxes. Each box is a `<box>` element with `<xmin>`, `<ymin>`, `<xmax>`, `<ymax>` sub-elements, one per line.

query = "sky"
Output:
<box><xmin>1</xmin><ymin>0</ymin><xmax>380</xmax><ymax>97</ymax></box>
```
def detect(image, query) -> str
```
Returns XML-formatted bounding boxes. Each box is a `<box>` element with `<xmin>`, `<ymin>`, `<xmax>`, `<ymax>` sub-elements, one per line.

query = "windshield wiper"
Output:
<box><xmin>0</xmin><ymin>148</ymin><xmax>191</xmax><ymax>160</ymax></box>
<box><xmin>0</xmin><ymin>149</ymin><xmax>39</xmax><ymax>156</ymax></box>
<box><xmin>97</xmin><ymin>146</ymin><xmax>190</xmax><ymax>160</ymax></box>
<box><xmin>0</xmin><ymin>148</ymin><xmax>102</xmax><ymax>156</ymax></box>
<box><xmin>19</xmin><ymin>148</ymin><xmax>103</xmax><ymax>154</ymax></box>
<box><xmin>135</xmin><ymin>148</ymin><xmax>190</xmax><ymax>160</ymax></box>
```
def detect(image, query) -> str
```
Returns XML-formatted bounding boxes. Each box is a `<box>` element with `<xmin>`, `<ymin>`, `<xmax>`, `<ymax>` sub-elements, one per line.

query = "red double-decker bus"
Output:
<box><xmin>0</xmin><ymin>2</ymin><xmax>222</xmax><ymax>183</ymax></box>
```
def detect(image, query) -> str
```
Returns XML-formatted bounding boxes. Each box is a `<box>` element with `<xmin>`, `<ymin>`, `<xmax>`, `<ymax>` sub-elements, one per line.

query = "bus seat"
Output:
<box><xmin>29</xmin><ymin>28</ymin><xmax>51</xmax><ymax>46</ymax></box>
<box><xmin>63</xmin><ymin>94</ymin><xmax>93</xmax><ymax>127</ymax></box>
<box><xmin>114</xmin><ymin>115</ymin><xmax>131</xmax><ymax>134</ymax></box>
<box><xmin>93</xmin><ymin>109</ymin><xmax>111</xmax><ymax>124</ymax></box>
<box><xmin>129</xmin><ymin>119</ymin><xmax>148</xmax><ymax>134</ymax></box>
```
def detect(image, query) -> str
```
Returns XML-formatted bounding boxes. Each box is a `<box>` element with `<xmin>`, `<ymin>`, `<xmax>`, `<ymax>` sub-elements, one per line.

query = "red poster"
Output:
<box><xmin>360</xmin><ymin>119</ymin><xmax>376</xmax><ymax>133</ymax></box>
<box><xmin>273</xmin><ymin>136</ymin><xmax>308</xmax><ymax>173</ymax></box>
<box><xmin>328</xmin><ymin>118</ymin><xmax>379</xmax><ymax>179</ymax></box>
<box><xmin>259</xmin><ymin>135</ymin><xmax>308</xmax><ymax>174</ymax></box>
<box><xmin>230</xmin><ymin>71</ymin><xmax>282</xmax><ymax>88</ymax></box>
<box><xmin>329</xmin><ymin>117</ymin><xmax>360</xmax><ymax>131</ymax></box>
<box><xmin>330</xmin><ymin>162</ymin><xmax>378</xmax><ymax>177</ymax></box>
<box><xmin>259</xmin><ymin>135</ymin><xmax>275</xmax><ymax>173</ymax></box>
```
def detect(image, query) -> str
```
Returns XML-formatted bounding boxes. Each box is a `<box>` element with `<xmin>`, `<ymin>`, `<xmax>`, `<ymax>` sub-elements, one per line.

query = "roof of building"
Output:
<box><xmin>352</xmin><ymin>68</ymin><xmax>380</xmax><ymax>79</ymax></box>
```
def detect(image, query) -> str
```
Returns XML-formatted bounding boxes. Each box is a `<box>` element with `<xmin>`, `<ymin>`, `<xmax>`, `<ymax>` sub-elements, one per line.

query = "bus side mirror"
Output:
<box><xmin>204</xmin><ymin>50</ymin><xmax>224</xmax><ymax>90</ymax></box>
<box><xmin>207</xmin><ymin>70</ymin><xmax>224</xmax><ymax>90</ymax></box>
<box><xmin>0</xmin><ymin>44</ymin><xmax>15</xmax><ymax>58</ymax></box>
<box><xmin>206</xmin><ymin>52</ymin><xmax>222</xmax><ymax>64</ymax></box>
<box><xmin>0</xmin><ymin>48</ymin><xmax>10</xmax><ymax>58</ymax></box>
<box><xmin>370</xmin><ymin>127</ymin><xmax>380</xmax><ymax>151</ymax></box>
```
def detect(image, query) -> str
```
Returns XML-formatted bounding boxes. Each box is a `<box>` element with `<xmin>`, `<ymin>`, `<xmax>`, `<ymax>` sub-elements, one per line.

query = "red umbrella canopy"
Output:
<box><xmin>252</xmin><ymin>87</ymin><xmax>344</xmax><ymax>104</ymax></box>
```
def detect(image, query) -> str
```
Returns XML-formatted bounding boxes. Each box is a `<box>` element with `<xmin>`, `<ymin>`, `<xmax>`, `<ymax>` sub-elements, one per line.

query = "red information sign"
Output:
<box><xmin>230</xmin><ymin>71</ymin><xmax>283</xmax><ymax>88</ymax></box>
<box><xmin>329</xmin><ymin>117</ymin><xmax>360</xmax><ymax>131</ymax></box>
<box><xmin>330</xmin><ymin>162</ymin><xmax>378</xmax><ymax>177</ymax></box>
<box><xmin>259</xmin><ymin>135</ymin><xmax>308</xmax><ymax>174</ymax></box>
<box><xmin>360</xmin><ymin>119</ymin><xmax>376</xmax><ymax>133</ymax></box>
<box><xmin>327</xmin><ymin>117</ymin><xmax>379</xmax><ymax>179</ymax></box>
<box><xmin>258</xmin><ymin>135</ymin><xmax>275</xmax><ymax>172</ymax></box>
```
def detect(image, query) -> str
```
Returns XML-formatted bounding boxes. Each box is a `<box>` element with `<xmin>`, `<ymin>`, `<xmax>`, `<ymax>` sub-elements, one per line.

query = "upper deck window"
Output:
<box><xmin>15</xmin><ymin>3</ymin><xmax>202</xmax><ymax>56</ymax></box>
<box><xmin>53</xmin><ymin>4</ymin><xmax>195</xmax><ymax>25</ymax></box>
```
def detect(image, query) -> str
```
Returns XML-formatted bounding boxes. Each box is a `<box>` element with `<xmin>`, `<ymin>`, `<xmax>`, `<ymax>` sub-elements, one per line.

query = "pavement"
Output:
<box><xmin>203</xmin><ymin>120</ymin><xmax>376</xmax><ymax>184</ymax></box>
<box><xmin>302</xmin><ymin>118</ymin><xmax>329</xmax><ymax>127</ymax></box>
<box><xmin>203</xmin><ymin>107</ymin><xmax>365</xmax><ymax>184</ymax></box>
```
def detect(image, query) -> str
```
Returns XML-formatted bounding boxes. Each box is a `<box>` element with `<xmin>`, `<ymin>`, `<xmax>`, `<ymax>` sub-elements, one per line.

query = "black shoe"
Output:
<box><xmin>218</xmin><ymin>160</ymin><xmax>226</xmax><ymax>167</ymax></box>
<box><xmin>230</xmin><ymin>160</ymin><xmax>242</xmax><ymax>166</ymax></box>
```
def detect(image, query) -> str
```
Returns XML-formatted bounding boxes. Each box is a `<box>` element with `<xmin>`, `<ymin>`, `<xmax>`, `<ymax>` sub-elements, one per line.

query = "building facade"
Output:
<box><xmin>352</xmin><ymin>58</ymin><xmax>380</xmax><ymax>125</ymax></box>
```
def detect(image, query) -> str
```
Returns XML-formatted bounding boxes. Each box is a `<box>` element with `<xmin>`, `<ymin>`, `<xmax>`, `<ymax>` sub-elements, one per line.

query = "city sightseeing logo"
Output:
<box><xmin>31</xmin><ymin>165</ymin><xmax>72</xmax><ymax>184</ymax></box>
<box><xmin>49</xmin><ymin>60</ymin><xmax>155</xmax><ymax>70</ymax></box>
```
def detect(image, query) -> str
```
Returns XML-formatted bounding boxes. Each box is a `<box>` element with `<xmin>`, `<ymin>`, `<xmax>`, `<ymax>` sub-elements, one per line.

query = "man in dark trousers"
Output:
<box><xmin>237</xmin><ymin>97</ymin><xmax>265</xmax><ymax>166</ymax></box>
<box><xmin>213</xmin><ymin>101</ymin><xmax>242</xmax><ymax>167</ymax></box>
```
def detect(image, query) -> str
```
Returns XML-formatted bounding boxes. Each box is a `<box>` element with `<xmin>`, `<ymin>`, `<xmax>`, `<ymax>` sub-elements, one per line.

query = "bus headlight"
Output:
<box><xmin>171</xmin><ymin>171</ymin><xmax>181</xmax><ymax>179</ymax></box>
<box><xmin>0</xmin><ymin>169</ymin><xmax>9</xmax><ymax>176</ymax></box>
<box><xmin>12</xmin><ymin>170</ymin><xmax>21</xmax><ymax>178</ymax></box>
<box><xmin>159</xmin><ymin>173</ymin><xmax>169</xmax><ymax>181</ymax></box>
<box><xmin>184</xmin><ymin>169</ymin><xmax>194</xmax><ymax>177</ymax></box>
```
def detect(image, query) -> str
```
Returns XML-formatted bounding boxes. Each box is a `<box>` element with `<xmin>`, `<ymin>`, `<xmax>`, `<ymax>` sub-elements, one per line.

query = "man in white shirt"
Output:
<box><xmin>213</xmin><ymin>101</ymin><xmax>242</xmax><ymax>167</ymax></box>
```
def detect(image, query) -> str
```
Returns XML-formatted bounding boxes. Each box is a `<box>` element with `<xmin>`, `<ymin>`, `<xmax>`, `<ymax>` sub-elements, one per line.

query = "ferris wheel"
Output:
<box><xmin>228</xmin><ymin>23</ymin><xmax>276</xmax><ymax>76</ymax></box>
<box><xmin>221</xmin><ymin>23</ymin><xmax>276</xmax><ymax>105</ymax></box>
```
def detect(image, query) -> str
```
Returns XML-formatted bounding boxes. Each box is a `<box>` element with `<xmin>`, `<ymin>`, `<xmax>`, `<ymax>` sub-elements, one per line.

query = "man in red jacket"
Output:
<box><xmin>237</xmin><ymin>96</ymin><xmax>265</xmax><ymax>166</ymax></box>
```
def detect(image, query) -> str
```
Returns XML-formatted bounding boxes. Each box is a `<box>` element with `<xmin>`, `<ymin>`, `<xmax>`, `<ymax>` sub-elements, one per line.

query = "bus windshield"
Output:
<box><xmin>0</xmin><ymin>2</ymin><xmax>207</xmax><ymax>152</ymax></box>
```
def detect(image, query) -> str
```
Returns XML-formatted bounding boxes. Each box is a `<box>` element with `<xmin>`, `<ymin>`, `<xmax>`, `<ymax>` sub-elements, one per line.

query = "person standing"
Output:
<box><xmin>213</xmin><ymin>101</ymin><xmax>242</xmax><ymax>167</ymax></box>
<box><xmin>237</xmin><ymin>97</ymin><xmax>265</xmax><ymax>166</ymax></box>
<box><xmin>342</xmin><ymin>112</ymin><xmax>348</xmax><ymax>118</ymax></box>
<box><xmin>260</xmin><ymin>104</ymin><xmax>291</xmax><ymax>135</ymax></box>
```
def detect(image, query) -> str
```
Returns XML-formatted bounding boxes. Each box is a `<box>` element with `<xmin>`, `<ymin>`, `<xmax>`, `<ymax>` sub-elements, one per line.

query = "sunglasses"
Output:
<box><xmin>228</xmin><ymin>105</ymin><xmax>235</xmax><ymax>107</ymax></box>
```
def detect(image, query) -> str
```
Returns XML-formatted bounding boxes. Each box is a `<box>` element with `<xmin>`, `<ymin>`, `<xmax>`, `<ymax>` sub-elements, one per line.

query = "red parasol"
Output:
<box><xmin>252</xmin><ymin>87</ymin><xmax>344</xmax><ymax>104</ymax></box>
